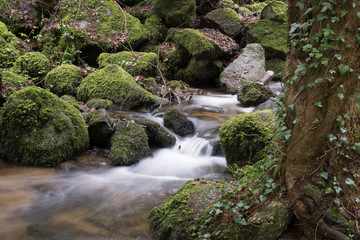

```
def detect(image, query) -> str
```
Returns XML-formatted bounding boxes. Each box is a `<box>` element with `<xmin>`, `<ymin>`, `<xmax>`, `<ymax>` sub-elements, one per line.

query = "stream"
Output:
<box><xmin>0</xmin><ymin>92</ymin><xmax>261</xmax><ymax>240</ymax></box>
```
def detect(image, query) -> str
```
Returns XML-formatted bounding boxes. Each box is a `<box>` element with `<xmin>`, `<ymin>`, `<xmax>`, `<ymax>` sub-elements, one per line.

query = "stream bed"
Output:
<box><xmin>0</xmin><ymin>93</ymin><xmax>256</xmax><ymax>240</ymax></box>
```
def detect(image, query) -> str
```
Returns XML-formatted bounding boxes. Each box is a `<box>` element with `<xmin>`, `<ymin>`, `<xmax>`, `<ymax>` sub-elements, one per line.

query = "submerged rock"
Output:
<box><xmin>86</xmin><ymin>109</ymin><xmax>114</xmax><ymax>148</ymax></box>
<box><xmin>219</xmin><ymin>43</ymin><xmax>266</xmax><ymax>93</ymax></box>
<box><xmin>219</xmin><ymin>110</ymin><xmax>275</xmax><ymax>167</ymax></box>
<box><xmin>154</xmin><ymin>0</ymin><xmax>196</xmax><ymax>27</ymax></box>
<box><xmin>44</xmin><ymin>64</ymin><xmax>83</xmax><ymax>97</ymax></box>
<box><xmin>77</xmin><ymin>64</ymin><xmax>156</xmax><ymax>110</ymax></box>
<box><xmin>134</xmin><ymin>117</ymin><xmax>176</xmax><ymax>148</ymax></box>
<box><xmin>201</xmin><ymin>8</ymin><xmax>243</xmax><ymax>38</ymax></box>
<box><xmin>109</xmin><ymin>121</ymin><xmax>152</xmax><ymax>166</ymax></box>
<box><xmin>163</xmin><ymin>107</ymin><xmax>195</xmax><ymax>137</ymax></box>
<box><xmin>0</xmin><ymin>86</ymin><xmax>89</xmax><ymax>166</ymax></box>
<box><xmin>237</xmin><ymin>83</ymin><xmax>272</xmax><ymax>107</ymax></box>
<box><xmin>0</xmin><ymin>21</ymin><xmax>21</xmax><ymax>68</ymax></box>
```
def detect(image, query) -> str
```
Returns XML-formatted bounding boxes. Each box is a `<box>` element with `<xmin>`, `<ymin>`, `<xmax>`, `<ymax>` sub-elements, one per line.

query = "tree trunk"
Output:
<box><xmin>283</xmin><ymin>1</ymin><xmax>360</xmax><ymax>239</ymax></box>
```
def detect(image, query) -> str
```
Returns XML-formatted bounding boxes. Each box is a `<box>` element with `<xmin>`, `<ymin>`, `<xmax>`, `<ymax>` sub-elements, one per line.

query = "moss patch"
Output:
<box><xmin>85</xmin><ymin>98</ymin><xmax>113</xmax><ymax>110</ymax></box>
<box><xmin>0</xmin><ymin>21</ymin><xmax>21</xmax><ymax>68</ymax></box>
<box><xmin>13</xmin><ymin>52</ymin><xmax>50</xmax><ymax>79</ymax></box>
<box><xmin>97</xmin><ymin>51</ymin><xmax>158</xmax><ymax>77</ymax></box>
<box><xmin>261</xmin><ymin>1</ymin><xmax>287</xmax><ymax>22</ymax></box>
<box><xmin>44</xmin><ymin>64</ymin><xmax>83</xmax><ymax>97</ymax></box>
<box><xmin>0</xmin><ymin>86</ymin><xmax>89</xmax><ymax>166</ymax></box>
<box><xmin>144</xmin><ymin>14</ymin><xmax>166</xmax><ymax>43</ymax></box>
<box><xmin>219</xmin><ymin>110</ymin><xmax>276</xmax><ymax>167</ymax></box>
<box><xmin>77</xmin><ymin>64</ymin><xmax>156</xmax><ymax>110</ymax></box>
<box><xmin>266</xmin><ymin>58</ymin><xmax>284</xmax><ymax>80</ymax></box>
<box><xmin>237</xmin><ymin>83</ymin><xmax>272</xmax><ymax>107</ymax></box>
<box><xmin>153</xmin><ymin>0</ymin><xmax>196</xmax><ymax>27</ymax></box>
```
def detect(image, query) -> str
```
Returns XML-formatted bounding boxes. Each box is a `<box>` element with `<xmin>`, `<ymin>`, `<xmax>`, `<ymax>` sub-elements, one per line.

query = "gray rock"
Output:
<box><xmin>86</xmin><ymin>109</ymin><xmax>114</xmax><ymax>148</ymax></box>
<box><xmin>219</xmin><ymin>43</ymin><xmax>266</xmax><ymax>93</ymax></box>
<box><xmin>237</xmin><ymin>82</ymin><xmax>272</xmax><ymax>107</ymax></box>
<box><xmin>201</xmin><ymin>8</ymin><xmax>243</xmax><ymax>38</ymax></box>
<box><xmin>163</xmin><ymin>107</ymin><xmax>195</xmax><ymax>137</ymax></box>
<box><xmin>261</xmin><ymin>1</ymin><xmax>288</xmax><ymax>22</ymax></box>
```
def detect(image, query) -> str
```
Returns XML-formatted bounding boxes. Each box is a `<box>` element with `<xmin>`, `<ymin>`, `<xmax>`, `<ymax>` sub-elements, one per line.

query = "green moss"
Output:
<box><xmin>85</xmin><ymin>98</ymin><xmax>113</xmax><ymax>110</ymax></box>
<box><xmin>219</xmin><ymin>110</ymin><xmax>276</xmax><ymax>167</ymax></box>
<box><xmin>203</xmin><ymin>8</ymin><xmax>242</xmax><ymax>38</ymax></box>
<box><xmin>238</xmin><ymin>7</ymin><xmax>252</xmax><ymax>14</ymax></box>
<box><xmin>97</xmin><ymin>51</ymin><xmax>158</xmax><ymax>76</ymax></box>
<box><xmin>172</xmin><ymin>29</ymin><xmax>217</xmax><ymax>58</ymax></box>
<box><xmin>266</xmin><ymin>58</ymin><xmax>284</xmax><ymax>80</ymax></box>
<box><xmin>1</xmin><ymin>69</ymin><xmax>28</xmax><ymax>89</ymax></box>
<box><xmin>13</xmin><ymin>52</ymin><xmax>50</xmax><ymax>78</ymax></box>
<box><xmin>153</xmin><ymin>0</ymin><xmax>196</xmax><ymax>27</ymax></box>
<box><xmin>144</xmin><ymin>14</ymin><xmax>165</xmax><ymax>43</ymax></box>
<box><xmin>0</xmin><ymin>21</ymin><xmax>21</xmax><ymax>68</ymax></box>
<box><xmin>248</xmin><ymin>1</ymin><xmax>268</xmax><ymax>12</ymax></box>
<box><xmin>237</xmin><ymin>83</ymin><xmax>272</xmax><ymax>107</ymax></box>
<box><xmin>261</xmin><ymin>1</ymin><xmax>287</xmax><ymax>22</ymax></box>
<box><xmin>109</xmin><ymin>121</ymin><xmax>152</xmax><ymax>166</ymax></box>
<box><xmin>0</xmin><ymin>86</ymin><xmax>89</xmax><ymax>166</ymax></box>
<box><xmin>304</xmin><ymin>183</ymin><xmax>322</xmax><ymax>198</ymax></box>
<box><xmin>245</xmin><ymin>20</ymin><xmax>287</xmax><ymax>59</ymax></box>
<box><xmin>61</xmin><ymin>95</ymin><xmax>81</xmax><ymax>110</ymax></box>
<box><xmin>167</xmin><ymin>80</ymin><xmax>183</xmax><ymax>89</ymax></box>
<box><xmin>77</xmin><ymin>64</ymin><xmax>156</xmax><ymax>110</ymax></box>
<box><xmin>44</xmin><ymin>64</ymin><xmax>83</xmax><ymax>96</ymax></box>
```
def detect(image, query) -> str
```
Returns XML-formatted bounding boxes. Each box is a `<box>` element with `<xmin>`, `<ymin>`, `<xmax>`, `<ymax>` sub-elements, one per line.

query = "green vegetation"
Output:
<box><xmin>237</xmin><ymin>83</ymin><xmax>272</xmax><ymax>107</ymax></box>
<box><xmin>0</xmin><ymin>21</ymin><xmax>21</xmax><ymax>68</ymax></box>
<box><xmin>261</xmin><ymin>1</ymin><xmax>288</xmax><ymax>22</ymax></box>
<box><xmin>77</xmin><ymin>64</ymin><xmax>156</xmax><ymax>110</ymax></box>
<box><xmin>153</xmin><ymin>0</ymin><xmax>196</xmax><ymax>27</ymax></box>
<box><xmin>0</xmin><ymin>86</ymin><xmax>89</xmax><ymax>166</ymax></box>
<box><xmin>13</xmin><ymin>52</ymin><xmax>50</xmax><ymax>79</ymax></box>
<box><xmin>44</xmin><ymin>64</ymin><xmax>83</xmax><ymax>96</ymax></box>
<box><xmin>85</xmin><ymin>98</ymin><xmax>113</xmax><ymax>110</ymax></box>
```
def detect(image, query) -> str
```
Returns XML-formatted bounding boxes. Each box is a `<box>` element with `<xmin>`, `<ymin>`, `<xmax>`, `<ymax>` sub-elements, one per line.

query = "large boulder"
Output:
<box><xmin>245</xmin><ymin>20</ymin><xmax>287</xmax><ymax>59</ymax></box>
<box><xmin>0</xmin><ymin>21</ymin><xmax>21</xmax><ymax>68</ymax></box>
<box><xmin>237</xmin><ymin>83</ymin><xmax>272</xmax><ymax>107</ymax></box>
<box><xmin>149</xmin><ymin>180</ymin><xmax>292</xmax><ymax>240</ymax></box>
<box><xmin>97</xmin><ymin>51</ymin><xmax>158</xmax><ymax>77</ymax></box>
<box><xmin>0</xmin><ymin>86</ymin><xmax>89</xmax><ymax>166</ymax></box>
<box><xmin>201</xmin><ymin>8</ymin><xmax>243</xmax><ymax>38</ymax></box>
<box><xmin>154</xmin><ymin>0</ymin><xmax>196</xmax><ymax>27</ymax></box>
<box><xmin>109</xmin><ymin>121</ymin><xmax>152</xmax><ymax>166</ymax></box>
<box><xmin>219</xmin><ymin>110</ymin><xmax>275</xmax><ymax>167</ymax></box>
<box><xmin>44</xmin><ymin>64</ymin><xmax>83</xmax><ymax>97</ymax></box>
<box><xmin>86</xmin><ymin>109</ymin><xmax>114</xmax><ymax>148</ymax></box>
<box><xmin>219</xmin><ymin>43</ymin><xmax>266</xmax><ymax>93</ymax></box>
<box><xmin>133</xmin><ymin>117</ymin><xmax>176</xmax><ymax>148</ymax></box>
<box><xmin>76</xmin><ymin>64</ymin><xmax>156</xmax><ymax>110</ymax></box>
<box><xmin>163</xmin><ymin>107</ymin><xmax>195</xmax><ymax>137</ymax></box>
<box><xmin>13</xmin><ymin>52</ymin><xmax>51</xmax><ymax>79</ymax></box>
<box><xmin>261</xmin><ymin>1</ymin><xmax>287</xmax><ymax>22</ymax></box>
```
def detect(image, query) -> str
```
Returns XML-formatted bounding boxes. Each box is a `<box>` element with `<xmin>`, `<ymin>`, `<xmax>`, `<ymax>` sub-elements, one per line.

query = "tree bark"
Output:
<box><xmin>283</xmin><ymin>1</ymin><xmax>360</xmax><ymax>239</ymax></box>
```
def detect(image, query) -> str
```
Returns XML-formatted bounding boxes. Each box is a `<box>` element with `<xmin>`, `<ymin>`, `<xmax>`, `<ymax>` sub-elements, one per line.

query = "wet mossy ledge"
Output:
<box><xmin>76</xmin><ymin>64</ymin><xmax>156</xmax><ymax>110</ymax></box>
<box><xmin>0</xmin><ymin>86</ymin><xmax>89</xmax><ymax>166</ymax></box>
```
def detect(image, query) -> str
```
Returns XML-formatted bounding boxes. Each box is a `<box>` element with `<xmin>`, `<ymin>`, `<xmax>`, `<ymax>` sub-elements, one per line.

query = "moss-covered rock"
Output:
<box><xmin>149</xmin><ymin>180</ymin><xmax>292</xmax><ymax>240</ymax></box>
<box><xmin>40</xmin><ymin>0</ymin><xmax>148</xmax><ymax>62</ymax></box>
<box><xmin>154</xmin><ymin>0</ymin><xmax>196</xmax><ymax>27</ymax></box>
<box><xmin>133</xmin><ymin>117</ymin><xmax>176</xmax><ymax>148</ymax></box>
<box><xmin>144</xmin><ymin>14</ymin><xmax>166</xmax><ymax>43</ymax></box>
<box><xmin>261</xmin><ymin>1</ymin><xmax>287</xmax><ymax>22</ymax></box>
<box><xmin>77</xmin><ymin>64</ymin><xmax>156</xmax><ymax>110</ymax></box>
<box><xmin>0</xmin><ymin>86</ymin><xmax>89</xmax><ymax>166</ymax></box>
<box><xmin>1</xmin><ymin>69</ymin><xmax>28</xmax><ymax>89</ymax></box>
<box><xmin>0</xmin><ymin>21</ymin><xmax>21</xmax><ymax>68</ymax></box>
<box><xmin>266</xmin><ymin>58</ymin><xmax>284</xmax><ymax>80</ymax></box>
<box><xmin>85</xmin><ymin>98</ymin><xmax>113</xmax><ymax>110</ymax></box>
<box><xmin>201</xmin><ymin>8</ymin><xmax>243</xmax><ymax>38</ymax></box>
<box><xmin>245</xmin><ymin>20</ymin><xmax>287</xmax><ymax>59</ymax></box>
<box><xmin>44</xmin><ymin>64</ymin><xmax>83</xmax><ymax>97</ymax></box>
<box><xmin>163</xmin><ymin>107</ymin><xmax>195</xmax><ymax>137</ymax></box>
<box><xmin>237</xmin><ymin>83</ymin><xmax>272</xmax><ymax>107</ymax></box>
<box><xmin>61</xmin><ymin>95</ymin><xmax>81</xmax><ymax>110</ymax></box>
<box><xmin>86</xmin><ymin>109</ymin><xmax>114</xmax><ymax>148</ymax></box>
<box><xmin>219</xmin><ymin>110</ymin><xmax>275</xmax><ymax>167</ymax></box>
<box><xmin>13</xmin><ymin>52</ymin><xmax>51</xmax><ymax>78</ymax></box>
<box><xmin>109</xmin><ymin>121</ymin><xmax>152</xmax><ymax>166</ymax></box>
<box><xmin>97</xmin><ymin>51</ymin><xmax>158</xmax><ymax>77</ymax></box>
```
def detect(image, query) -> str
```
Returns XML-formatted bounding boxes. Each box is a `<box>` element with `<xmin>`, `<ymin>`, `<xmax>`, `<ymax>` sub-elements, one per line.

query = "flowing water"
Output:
<box><xmin>0</xmin><ymin>92</ymin><xmax>258</xmax><ymax>240</ymax></box>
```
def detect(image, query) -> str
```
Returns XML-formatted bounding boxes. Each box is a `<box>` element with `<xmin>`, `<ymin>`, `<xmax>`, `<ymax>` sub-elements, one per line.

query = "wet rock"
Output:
<box><xmin>0</xmin><ymin>21</ymin><xmax>21</xmax><ymax>68</ymax></box>
<box><xmin>0</xmin><ymin>86</ymin><xmax>89</xmax><ymax>166</ymax></box>
<box><xmin>245</xmin><ymin>20</ymin><xmax>287</xmax><ymax>59</ymax></box>
<box><xmin>237</xmin><ymin>82</ymin><xmax>272</xmax><ymax>107</ymax></box>
<box><xmin>163</xmin><ymin>107</ymin><xmax>195</xmax><ymax>137</ymax></box>
<box><xmin>154</xmin><ymin>0</ymin><xmax>196</xmax><ymax>27</ymax></box>
<box><xmin>44</xmin><ymin>64</ymin><xmax>83</xmax><ymax>97</ymax></box>
<box><xmin>253</xmin><ymin>97</ymin><xmax>280</xmax><ymax>112</ymax></box>
<box><xmin>77</xmin><ymin>64</ymin><xmax>156</xmax><ymax>110</ymax></box>
<box><xmin>134</xmin><ymin>117</ymin><xmax>176</xmax><ymax>148</ymax></box>
<box><xmin>109</xmin><ymin>121</ymin><xmax>152</xmax><ymax>166</ymax></box>
<box><xmin>261</xmin><ymin>1</ymin><xmax>288</xmax><ymax>22</ymax></box>
<box><xmin>219</xmin><ymin>110</ymin><xmax>275</xmax><ymax>167</ymax></box>
<box><xmin>219</xmin><ymin>43</ymin><xmax>266</xmax><ymax>93</ymax></box>
<box><xmin>86</xmin><ymin>109</ymin><xmax>114</xmax><ymax>148</ymax></box>
<box><xmin>201</xmin><ymin>8</ymin><xmax>243</xmax><ymax>38</ymax></box>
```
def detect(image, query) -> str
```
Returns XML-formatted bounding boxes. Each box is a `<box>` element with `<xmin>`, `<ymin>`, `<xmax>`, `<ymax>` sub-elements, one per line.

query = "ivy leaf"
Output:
<box><xmin>345</xmin><ymin>178</ymin><xmax>356</xmax><ymax>187</ymax></box>
<box><xmin>340</xmin><ymin>10</ymin><xmax>348</xmax><ymax>17</ymax></box>
<box><xmin>357</xmin><ymin>12</ymin><xmax>360</xmax><ymax>18</ymax></box>
<box><xmin>325</xmin><ymin>187</ymin><xmax>334</xmax><ymax>194</ymax></box>
<box><xmin>328</xmin><ymin>133</ymin><xmax>337</xmax><ymax>142</ymax></box>
<box><xmin>315</xmin><ymin>78</ymin><xmax>324</xmax><ymax>84</ymax></box>
<box><xmin>355</xmin><ymin>198</ymin><xmax>360</xmax><ymax>203</ymax></box>
<box><xmin>339</xmin><ymin>64</ymin><xmax>350</xmax><ymax>75</ymax></box>
<box><xmin>334</xmin><ymin>54</ymin><xmax>342</xmax><ymax>60</ymax></box>
<box><xmin>317</xmin><ymin>180</ymin><xmax>326</xmax><ymax>187</ymax></box>
<box><xmin>334</xmin><ymin>198</ymin><xmax>340</xmax><ymax>206</ymax></box>
<box><xmin>313</xmin><ymin>119</ymin><xmax>320</xmax><ymax>124</ymax></box>
<box><xmin>337</xmin><ymin>93</ymin><xmax>345</xmax><ymax>100</ymax></box>
<box><xmin>333</xmin><ymin>186</ymin><xmax>342</xmax><ymax>194</ymax></box>
<box><xmin>293</xmin><ymin>119</ymin><xmax>300</xmax><ymax>124</ymax></box>
<box><xmin>296</xmin><ymin>1</ymin><xmax>305</xmax><ymax>10</ymax></box>
<box><xmin>314</xmin><ymin>101</ymin><xmax>323</xmax><ymax>108</ymax></box>
<box><xmin>319</xmin><ymin>172</ymin><xmax>328</xmax><ymax>179</ymax></box>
